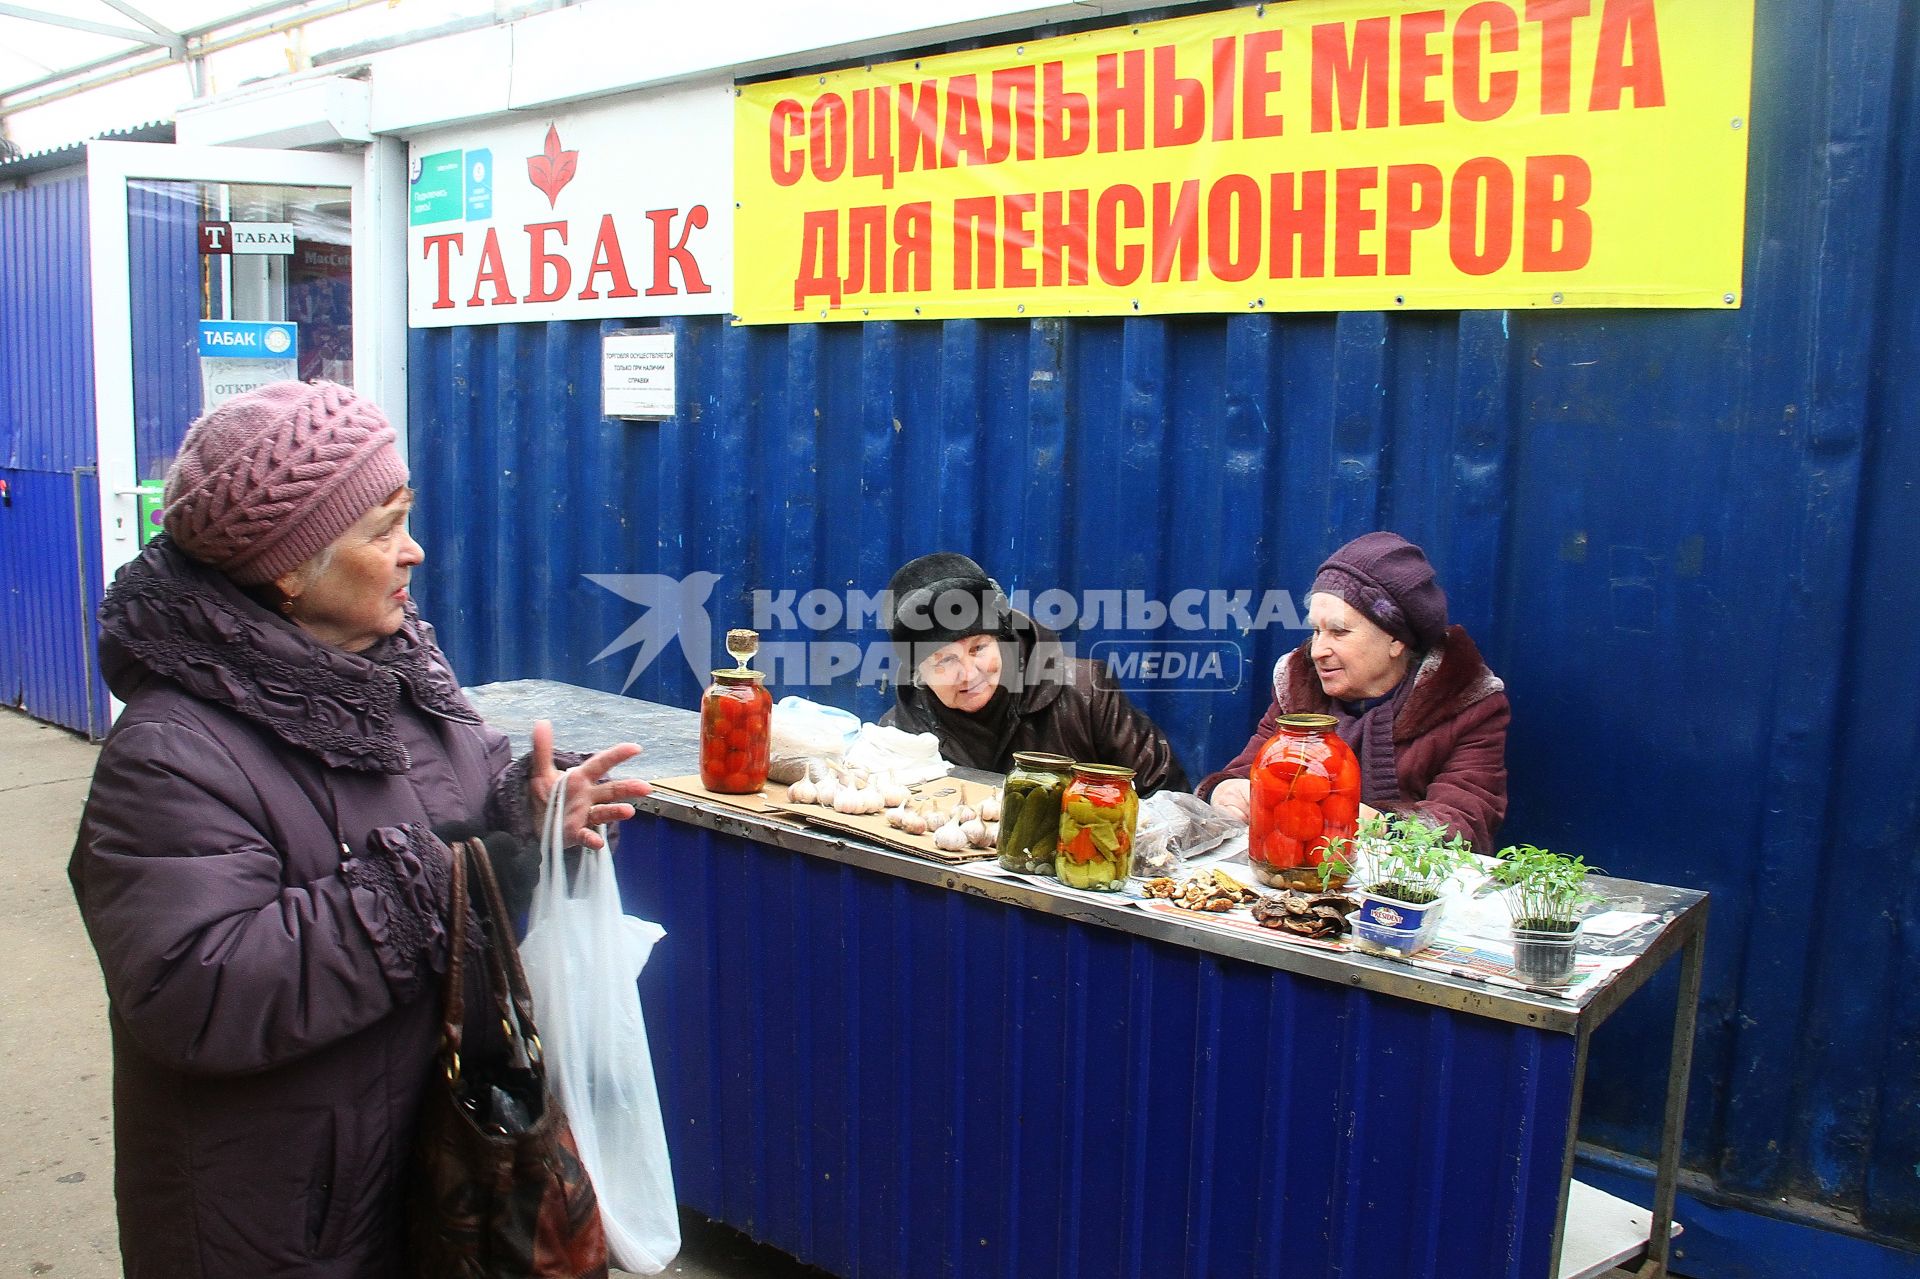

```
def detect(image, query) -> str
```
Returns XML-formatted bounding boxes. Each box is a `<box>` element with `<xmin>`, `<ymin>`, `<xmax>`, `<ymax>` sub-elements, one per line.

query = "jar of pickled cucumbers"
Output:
<box><xmin>995</xmin><ymin>752</ymin><xmax>1075</xmax><ymax>874</ymax></box>
<box><xmin>1248</xmin><ymin>713</ymin><xmax>1360</xmax><ymax>889</ymax></box>
<box><xmin>1056</xmin><ymin>763</ymin><xmax>1138</xmax><ymax>892</ymax></box>
<box><xmin>699</xmin><ymin>669</ymin><xmax>771</xmax><ymax>793</ymax></box>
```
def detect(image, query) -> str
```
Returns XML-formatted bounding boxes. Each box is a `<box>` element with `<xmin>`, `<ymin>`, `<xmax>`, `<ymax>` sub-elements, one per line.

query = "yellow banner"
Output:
<box><xmin>733</xmin><ymin>0</ymin><xmax>1751</xmax><ymax>324</ymax></box>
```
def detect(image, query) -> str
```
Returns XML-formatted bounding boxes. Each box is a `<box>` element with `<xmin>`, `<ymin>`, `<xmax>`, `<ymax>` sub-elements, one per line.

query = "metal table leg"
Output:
<box><xmin>1637</xmin><ymin>921</ymin><xmax>1706</xmax><ymax>1278</ymax></box>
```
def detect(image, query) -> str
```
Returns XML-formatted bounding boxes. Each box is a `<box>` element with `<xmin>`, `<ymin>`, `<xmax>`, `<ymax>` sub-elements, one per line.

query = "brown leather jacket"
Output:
<box><xmin>882</xmin><ymin>616</ymin><xmax>1189</xmax><ymax>795</ymax></box>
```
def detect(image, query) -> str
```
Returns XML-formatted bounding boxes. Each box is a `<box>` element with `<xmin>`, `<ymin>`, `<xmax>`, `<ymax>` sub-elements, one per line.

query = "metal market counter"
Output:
<box><xmin>470</xmin><ymin>681</ymin><xmax>1707</xmax><ymax>1279</ymax></box>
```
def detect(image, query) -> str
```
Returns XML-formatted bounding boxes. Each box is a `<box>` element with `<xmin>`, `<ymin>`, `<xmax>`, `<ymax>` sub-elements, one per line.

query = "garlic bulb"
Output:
<box><xmin>961</xmin><ymin>817</ymin><xmax>990</xmax><ymax>848</ymax></box>
<box><xmin>879</xmin><ymin>781</ymin><xmax>910</xmax><ymax>808</ymax></box>
<box><xmin>899</xmin><ymin>809</ymin><xmax>930</xmax><ymax>836</ymax></box>
<box><xmin>833</xmin><ymin>787</ymin><xmax>863</xmax><ymax>814</ymax></box>
<box><xmin>814</xmin><ymin>778</ymin><xmax>840</xmax><ymax>807</ymax></box>
<box><xmin>979</xmin><ymin>794</ymin><xmax>1001</xmax><ymax>822</ymax></box>
<box><xmin>788</xmin><ymin>779</ymin><xmax>818</xmax><ymax>805</ymax></box>
<box><xmin>953</xmin><ymin>804</ymin><xmax>977</xmax><ymax>825</ymax></box>
<box><xmin>982</xmin><ymin>820</ymin><xmax>1000</xmax><ymax>844</ymax></box>
<box><xmin>886</xmin><ymin>806</ymin><xmax>908</xmax><ymax>829</ymax></box>
<box><xmin>933</xmin><ymin>821</ymin><xmax>969</xmax><ymax>851</ymax></box>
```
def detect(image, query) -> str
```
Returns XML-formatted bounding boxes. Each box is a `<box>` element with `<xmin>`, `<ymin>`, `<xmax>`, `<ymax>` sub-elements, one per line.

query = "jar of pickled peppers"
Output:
<box><xmin>1056</xmin><ymin>763</ymin><xmax>1138</xmax><ymax>891</ymax></box>
<box><xmin>1248</xmin><ymin>713</ymin><xmax>1360</xmax><ymax>889</ymax></box>
<box><xmin>699</xmin><ymin>669</ymin><xmax>771</xmax><ymax>793</ymax></box>
<box><xmin>996</xmin><ymin>752</ymin><xmax>1075</xmax><ymax>874</ymax></box>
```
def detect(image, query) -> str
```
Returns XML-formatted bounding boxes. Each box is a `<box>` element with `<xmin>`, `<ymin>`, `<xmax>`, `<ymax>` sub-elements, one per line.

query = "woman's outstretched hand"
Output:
<box><xmin>528</xmin><ymin>720</ymin><xmax>654</xmax><ymax>850</ymax></box>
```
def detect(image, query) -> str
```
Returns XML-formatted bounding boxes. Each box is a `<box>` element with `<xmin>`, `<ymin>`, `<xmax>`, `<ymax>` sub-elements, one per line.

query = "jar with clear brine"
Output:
<box><xmin>699</xmin><ymin>669</ymin><xmax>771</xmax><ymax>793</ymax></box>
<box><xmin>1056</xmin><ymin>763</ymin><xmax>1138</xmax><ymax>891</ymax></box>
<box><xmin>1248</xmin><ymin>713</ymin><xmax>1360</xmax><ymax>889</ymax></box>
<box><xmin>996</xmin><ymin>752</ymin><xmax>1075</xmax><ymax>874</ymax></box>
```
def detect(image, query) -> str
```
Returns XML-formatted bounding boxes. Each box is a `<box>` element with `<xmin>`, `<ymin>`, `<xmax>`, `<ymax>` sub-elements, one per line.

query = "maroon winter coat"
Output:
<box><xmin>69</xmin><ymin>538</ymin><xmax>550</xmax><ymax>1279</ymax></box>
<box><xmin>1198</xmin><ymin>625</ymin><xmax>1510</xmax><ymax>850</ymax></box>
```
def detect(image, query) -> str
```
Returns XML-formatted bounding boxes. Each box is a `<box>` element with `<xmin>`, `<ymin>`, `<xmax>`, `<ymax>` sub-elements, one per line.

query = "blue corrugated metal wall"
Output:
<box><xmin>0</xmin><ymin>170</ymin><xmax>201</xmax><ymax>737</ymax></box>
<box><xmin>409</xmin><ymin>0</ymin><xmax>1919</xmax><ymax>1264</ymax></box>
<box><xmin>0</xmin><ymin>171</ymin><xmax>108</xmax><ymax>736</ymax></box>
<box><xmin>0</xmin><ymin>173</ymin><xmax>95</xmax><ymax>472</ymax></box>
<box><xmin>127</xmin><ymin>179</ymin><xmax>203</xmax><ymax>476</ymax></box>
<box><xmin>620</xmin><ymin>815</ymin><xmax>1581</xmax><ymax>1279</ymax></box>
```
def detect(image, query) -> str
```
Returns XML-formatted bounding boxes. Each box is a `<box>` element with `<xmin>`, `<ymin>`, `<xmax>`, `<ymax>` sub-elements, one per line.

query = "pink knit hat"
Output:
<box><xmin>162</xmin><ymin>381</ymin><xmax>410</xmax><ymax>586</ymax></box>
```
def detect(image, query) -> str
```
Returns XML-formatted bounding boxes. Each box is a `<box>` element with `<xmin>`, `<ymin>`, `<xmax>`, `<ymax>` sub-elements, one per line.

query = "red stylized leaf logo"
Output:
<box><xmin>526</xmin><ymin>125</ymin><xmax>578</xmax><ymax>208</ymax></box>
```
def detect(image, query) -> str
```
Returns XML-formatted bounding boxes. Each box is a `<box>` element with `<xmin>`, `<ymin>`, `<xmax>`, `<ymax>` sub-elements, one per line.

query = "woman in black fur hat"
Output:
<box><xmin>881</xmin><ymin>552</ymin><xmax>1187</xmax><ymax>795</ymax></box>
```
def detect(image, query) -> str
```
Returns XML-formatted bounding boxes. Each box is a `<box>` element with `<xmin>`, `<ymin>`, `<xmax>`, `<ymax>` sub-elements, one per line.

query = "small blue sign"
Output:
<box><xmin>465</xmin><ymin>148</ymin><xmax>493</xmax><ymax>221</ymax></box>
<box><xmin>198</xmin><ymin>320</ymin><xmax>298</xmax><ymax>361</ymax></box>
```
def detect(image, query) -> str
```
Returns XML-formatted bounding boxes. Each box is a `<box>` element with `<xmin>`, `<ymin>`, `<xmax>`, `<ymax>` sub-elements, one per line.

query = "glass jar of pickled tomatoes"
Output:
<box><xmin>1248</xmin><ymin>713</ymin><xmax>1360</xmax><ymax>889</ymax></box>
<box><xmin>699</xmin><ymin>669</ymin><xmax>771</xmax><ymax>793</ymax></box>
<box><xmin>1056</xmin><ymin>763</ymin><xmax>1139</xmax><ymax>891</ymax></box>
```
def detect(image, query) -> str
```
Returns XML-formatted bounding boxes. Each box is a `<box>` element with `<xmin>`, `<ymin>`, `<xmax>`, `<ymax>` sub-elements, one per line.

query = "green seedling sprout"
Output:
<box><xmin>1318</xmin><ymin>812</ymin><xmax>1472</xmax><ymax>904</ymax></box>
<box><xmin>1487</xmin><ymin>843</ymin><xmax>1604</xmax><ymax>929</ymax></box>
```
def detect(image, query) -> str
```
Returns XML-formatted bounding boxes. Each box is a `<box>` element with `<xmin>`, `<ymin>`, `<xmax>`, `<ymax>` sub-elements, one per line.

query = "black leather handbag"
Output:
<box><xmin>406</xmin><ymin>838</ymin><xmax>609</xmax><ymax>1279</ymax></box>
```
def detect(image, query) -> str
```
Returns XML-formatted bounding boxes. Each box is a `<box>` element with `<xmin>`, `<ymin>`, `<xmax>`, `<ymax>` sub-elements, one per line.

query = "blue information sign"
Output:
<box><xmin>198</xmin><ymin>320</ymin><xmax>299</xmax><ymax>360</ymax></box>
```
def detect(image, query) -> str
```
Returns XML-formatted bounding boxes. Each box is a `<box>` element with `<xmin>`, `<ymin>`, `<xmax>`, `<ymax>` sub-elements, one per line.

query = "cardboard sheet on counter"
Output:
<box><xmin>776</xmin><ymin>775</ymin><xmax>1002</xmax><ymax>864</ymax></box>
<box><xmin>650</xmin><ymin>774</ymin><xmax>1002</xmax><ymax>864</ymax></box>
<box><xmin>648</xmin><ymin>775</ymin><xmax>807</xmax><ymax>820</ymax></box>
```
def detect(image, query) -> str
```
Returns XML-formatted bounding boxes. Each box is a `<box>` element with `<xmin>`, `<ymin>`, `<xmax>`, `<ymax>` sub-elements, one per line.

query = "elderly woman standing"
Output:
<box><xmin>69</xmin><ymin>382</ymin><xmax>648</xmax><ymax>1278</ymax></box>
<box><xmin>1199</xmin><ymin>532</ymin><xmax>1510</xmax><ymax>850</ymax></box>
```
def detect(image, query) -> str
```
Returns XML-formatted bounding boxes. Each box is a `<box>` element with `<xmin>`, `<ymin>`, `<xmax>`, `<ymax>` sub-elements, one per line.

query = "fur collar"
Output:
<box><xmin>97</xmin><ymin>536</ymin><xmax>479</xmax><ymax>773</ymax></box>
<box><xmin>1277</xmin><ymin>624</ymin><xmax>1503</xmax><ymax>743</ymax></box>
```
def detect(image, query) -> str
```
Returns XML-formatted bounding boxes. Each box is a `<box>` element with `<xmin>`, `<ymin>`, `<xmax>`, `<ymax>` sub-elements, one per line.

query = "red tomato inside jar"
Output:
<box><xmin>1248</xmin><ymin>713</ymin><xmax>1360</xmax><ymax>890</ymax></box>
<box><xmin>699</xmin><ymin>669</ymin><xmax>771</xmax><ymax>793</ymax></box>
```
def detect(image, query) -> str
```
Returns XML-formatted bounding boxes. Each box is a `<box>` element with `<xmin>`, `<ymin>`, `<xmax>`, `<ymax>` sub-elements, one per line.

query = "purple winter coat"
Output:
<box><xmin>69</xmin><ymin>537</ymin><xmax>548</xmax><ymax>1278</ymax></box>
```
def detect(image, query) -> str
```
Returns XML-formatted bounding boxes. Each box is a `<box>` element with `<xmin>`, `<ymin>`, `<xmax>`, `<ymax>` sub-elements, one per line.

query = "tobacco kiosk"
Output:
<box><xmin>471</xmin><ymin>681</ymin><xmax>1706</xmax><ymax>1279</ymax></box>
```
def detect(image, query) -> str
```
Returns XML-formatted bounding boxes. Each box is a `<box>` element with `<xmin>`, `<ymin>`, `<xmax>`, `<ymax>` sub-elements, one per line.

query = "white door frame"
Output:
<box><xmin>85</xmin><ymin>139</ymin><xmax>407</xmax><ymax>622</ymax></box>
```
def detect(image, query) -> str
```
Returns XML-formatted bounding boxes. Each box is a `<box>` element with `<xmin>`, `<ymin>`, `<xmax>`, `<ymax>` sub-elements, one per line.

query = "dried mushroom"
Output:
<box><xmin>1251</xmin><ymin>891</ymin><xmax>1359</xmax><ymax>939</ymax></box>
<box><xmin>1143</xmin><ymin>869</ymin><xmax>1259</xmax><ymax>913</ymax></box>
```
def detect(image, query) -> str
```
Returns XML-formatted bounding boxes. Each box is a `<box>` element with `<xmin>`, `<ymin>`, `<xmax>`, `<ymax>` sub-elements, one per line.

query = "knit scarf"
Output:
<box><xmin>926</xmin><ymin>683</ymin><xmax>1018</xmax><ymax>770</ymax></box>
<box><xmin>1330</xmin><ymin>667</ymin><xmax>1420</xmax><ymax>804</ymax></box>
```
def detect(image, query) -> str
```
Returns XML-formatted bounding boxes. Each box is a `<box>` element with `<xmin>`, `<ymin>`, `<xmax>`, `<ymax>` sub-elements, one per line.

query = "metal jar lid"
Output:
<box><xmin>709</xmin><ymin>668</ymin><xmax>767</xmax><ymax>683</ymax></box>
<box><xmin>1011</xmin><ymin>751</ymin><xmax>1076</xmax><ymax>772</ymax></box>
<box><xmin>1070</xmin><ymin>762</ymin><xmax>1137</xmax><ymax>779</ymax></box>
<box><xmin>1275</xmin><ymin>713</ymin><xmax>1338</xmax><ymax>732</ymax></box>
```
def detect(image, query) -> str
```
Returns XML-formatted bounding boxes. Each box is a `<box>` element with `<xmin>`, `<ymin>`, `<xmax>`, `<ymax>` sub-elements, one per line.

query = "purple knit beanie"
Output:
<box><xmin>162</xmin><ymin>381</ymin><xmax>409</xmax><ymax>586</ymax></box>
<box><xmin>1310</xmin><ymin>531</ymin><xmax>1449</xmax><ymax>650</ymax></box>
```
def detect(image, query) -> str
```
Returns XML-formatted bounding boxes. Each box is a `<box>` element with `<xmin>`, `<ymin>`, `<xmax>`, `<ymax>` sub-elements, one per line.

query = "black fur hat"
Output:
<box><xmin>887</xmin><ymin>551</ymin><xmax>1015</xmax><ymax>662</ymax></box>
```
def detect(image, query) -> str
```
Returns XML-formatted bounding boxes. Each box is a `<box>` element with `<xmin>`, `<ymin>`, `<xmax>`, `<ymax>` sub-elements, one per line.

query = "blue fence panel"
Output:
<box><xmin>0</xmin><ymin>170</ymin><xmax>107</xmax><ymax>736</ymax></box>
<box><xmin>0</xmin><ymin>468</ymin><xmax>103</xmax><ymax>737</ymax></box>
<box><xmin>618</xmin><ymin>815</ymin><xmax>1578</xmax><ymax>1279</ymax></box>
<box><xmin>0</xmin><ymin>171</ymin><xmax>93</xmax><ymax>473</ymax></box>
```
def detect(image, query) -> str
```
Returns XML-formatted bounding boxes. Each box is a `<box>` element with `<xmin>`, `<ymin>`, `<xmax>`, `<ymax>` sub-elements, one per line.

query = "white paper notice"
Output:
<box><xmin>602</xmin><ymin>332</ymin><xmax>676</xmax><ymax>419</ymax></box>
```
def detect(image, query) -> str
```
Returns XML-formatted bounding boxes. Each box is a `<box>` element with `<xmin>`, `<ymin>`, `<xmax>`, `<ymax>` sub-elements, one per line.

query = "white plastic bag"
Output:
<box><xmin>768</xmin><ymin>696</ymin><xmax>861</xmax><ymax>782</ymax></box>
<box><xmin>842</xmin><ymin>723</ymin><xmax>950</xmax><ymax>785</ymax></box>
<box><xmin>519</xmin><ymin>781</ymin><xmax>680</xmax><ymax>1273</ymax></box>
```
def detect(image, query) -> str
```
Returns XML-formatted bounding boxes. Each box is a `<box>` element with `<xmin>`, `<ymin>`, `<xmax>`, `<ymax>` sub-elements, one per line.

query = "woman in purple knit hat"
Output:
<box><xmin>1197</xmin><ymin>532</ymin><xmax>1511</xmax><ymax>851</ymax></box>
<box><xmin>69</xmin><ymin>382</ymin><xmax>646</xmax><ymax>1278</ymax></box>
